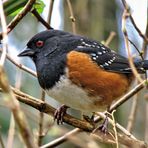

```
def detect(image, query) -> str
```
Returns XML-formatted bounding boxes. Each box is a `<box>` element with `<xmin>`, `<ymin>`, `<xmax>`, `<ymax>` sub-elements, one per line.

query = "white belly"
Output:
<box><xmin>46</xmin><ymin>75</ymin><xmax>106</xmax><ymax>112</ymax></box>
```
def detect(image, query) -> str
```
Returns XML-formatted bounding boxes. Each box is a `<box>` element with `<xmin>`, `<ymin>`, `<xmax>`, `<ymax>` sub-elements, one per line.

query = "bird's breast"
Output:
<box><xmin>46</xmin><ymin>74</ymin><xmax>107</xmax><ymax>112</ymax></box>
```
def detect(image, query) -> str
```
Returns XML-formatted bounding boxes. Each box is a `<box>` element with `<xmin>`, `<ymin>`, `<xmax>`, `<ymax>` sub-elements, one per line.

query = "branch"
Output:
<box><xmin>121</xmin><ymin>0</ymin><xmax>148</xmax><ymax>43</ymax></box>
<box><xmin>0</xmin><ymin>49</ymin><xmax>37</xmax><ymax>77</ymax></box>
<box><xmin>31</xmin><ymin>9</ymin><xmax>53</xmax><ymax>30</ymax></box>
<box><xmin>0</xmin><ymin>131</ymin><xmax>5</xmax><ymax>148</ymax></box>
<box><xmin>0</xmin><ymin>67</ymin><xmax>37</xmax><ymax>148</ymax></box>
<box><xmin>10</xmin><ymin>87</ymin><xmax>94</xmax><ymax>131</ymax></box>
<box><xmin>66</xmin><ymin>0</ymin><xmax>76</xmax><ymax>34</ymax></box>
<box><xmin>47</xmin><ymin>0</ymin><xmax>54</xmax><ymax>24</ymax></box>
<box><xmin>1</xmin><ymin>84</ymin><xmax>146</xmax><ymax>147</ymax></box>
<box><xmin>0</xmin><ymin>0</ymin><xmax>36</xmax><ymax>39</ymax></box>
<box><xmin>126</xmin><ymin>91</ymin><xmax>138</xmax><ymax>132</ymax></box>
<box><xmin>38</xmin><ymin>90</ymin><xmax>45</xmax><ymax>146</ymax></box>
<box><xmin>104</xmin><ymin>31</ymin><xmax>116</xmax><ymax>47</ymax></box>
<box><xmin>0</xmin><ymin>0</ymin><xmax>8</xmax><ymax>66</ymax></box>
<box><xmin>122</xmin><ymin>8</ymin><xmax>143</xmax><ymax>83</ymax></box>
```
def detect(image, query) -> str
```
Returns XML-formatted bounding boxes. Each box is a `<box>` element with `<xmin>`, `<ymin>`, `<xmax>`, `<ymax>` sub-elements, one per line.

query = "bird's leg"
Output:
<box><xmin>98</xmin><ymin>113</ymin><xmax>109</xmax><ymax>133</ymax></box>
<box><xmin>54</xmin><ymin>104</ymin><xmax>69</xmax><ymax>124</ymax></box>
<box><xmin>93</xmin><ymin>106</ymin><xmax>110</xmax><ymax>134</ymax></box>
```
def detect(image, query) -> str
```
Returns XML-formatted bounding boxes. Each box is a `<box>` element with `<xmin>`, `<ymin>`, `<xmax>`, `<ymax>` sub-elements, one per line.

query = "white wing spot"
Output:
<box><xmin>92</xmin><ymin>45</ymin><xmax>96</xmax><ymax>48</ymax></box>
<box><xmin>97</xmin><ymin>52</ymin><xmax>102</xmax><ymax>55</ymax></box>
<box><xmin>92</xmin><ymin>57</ymin><xmax>97</xmax><ymax>60</ymax></box>
<box><xmin>104</xmin><ymin>62</ymin><xmax>109</xmax><ymax>66</ymax></box>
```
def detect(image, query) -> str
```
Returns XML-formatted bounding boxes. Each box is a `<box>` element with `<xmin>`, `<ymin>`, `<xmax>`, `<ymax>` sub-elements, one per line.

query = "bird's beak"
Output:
<box><xmin>18</xmin><ymin>47</ymin><xmax>35</xmax><ymax>57</ymax></box>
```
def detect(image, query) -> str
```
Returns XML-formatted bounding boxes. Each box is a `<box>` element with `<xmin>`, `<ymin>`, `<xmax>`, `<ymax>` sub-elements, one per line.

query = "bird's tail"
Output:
<box><xmin>141</xmin><ymin>60</ymin><xmax>148</xmax><ymax>69</ymax></box>
<box><xmin>135</xmin><ymin>60</ymin><xmax>148</xmax><ymax>73</ymax></box>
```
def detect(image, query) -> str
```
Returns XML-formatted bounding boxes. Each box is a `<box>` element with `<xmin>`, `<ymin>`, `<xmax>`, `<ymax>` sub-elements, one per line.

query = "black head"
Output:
<box><xmin>18</xmin><ymin>29</ymin><xmax>82</xmax><ymax>89</ymax></box>
<box><xmin>18</xmin><ymin>30</ymin><xmax>68</xmax><ymax>60</ymax></box>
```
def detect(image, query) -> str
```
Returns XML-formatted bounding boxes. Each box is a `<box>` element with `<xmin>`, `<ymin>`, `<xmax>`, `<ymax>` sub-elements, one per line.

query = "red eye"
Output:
<box><xmin>36</xmin><ymin>40</ymin><xmax>44</xmax><ymax>47</ymax></box>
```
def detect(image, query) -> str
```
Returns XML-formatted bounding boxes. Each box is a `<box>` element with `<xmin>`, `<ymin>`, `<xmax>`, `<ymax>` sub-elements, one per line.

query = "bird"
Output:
<box><xmin>18</xmin><ymin>29</ymin><xmax>148</xmax><ymax>132</ymax></box>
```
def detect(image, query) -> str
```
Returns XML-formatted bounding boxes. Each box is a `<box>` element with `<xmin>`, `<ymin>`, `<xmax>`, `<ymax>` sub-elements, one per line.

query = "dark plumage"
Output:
<box><xmin>18</xmin><ymin>30</ymin><xmax>148</xmax><ymax>89</ymax></box>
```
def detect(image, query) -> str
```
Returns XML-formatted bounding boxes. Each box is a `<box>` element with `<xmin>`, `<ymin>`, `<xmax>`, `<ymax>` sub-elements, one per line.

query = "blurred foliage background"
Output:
<box><xmin>0</xmin><ymin>0</ymin><xmax>147</xmax><ymax>147</ymax></box>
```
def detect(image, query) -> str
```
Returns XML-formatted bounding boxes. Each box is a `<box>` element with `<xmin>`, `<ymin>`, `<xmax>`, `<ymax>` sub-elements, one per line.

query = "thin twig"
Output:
<box><xmin>6</xmin><ymin>65</ymin><xmax>23</xmax><ymax>147</ymax></box>
<box><xmin>111</xmin><ymin>111</ymin><xmax>119</xmax><ymax>148</ymax></box>
<box><xmin>0</xmin><ymin>50</ymin><xmax>37</xmax><ymax>77</ymax></box>
<box><xmin>95</xmin><ymin>112</ymin><xmax>136</xmax><ymax>140</ymax></box>
<box><xmin>40</xmin><ymin>129</ymin><xmax>81</xmax><ymax>148</ymax></box>
<box><xmin>31</xmin><ymin>9</ymin><xmax>52</xmax><ymax>30</ymax></box>
<box><xmin>0</xmin><ymin>0</ymin><xmax>8</xmax><ymax>66</ymax></box>
<box><xmin>145</xmin><ymin>100</ymin><xmax>148</xmax><ymax>142</ymax></box>
<box><xmin>144</xmin><ymin>24</ymin><xmax>148</xmax><ymax>143</ymax></box>
<box><xmin>109</xmin><ymin>80</ymin><xmax>145</xmax><ymax>112</ymax></box>
<box><xmin>47</xmin><ymin>0</ymin><xmax>54</xmax><ymax>24</ymax></box>
<box><xmin>66</xmin><ymin>0</ymin><xmax>76</xmax><ymax>34</ymax></box>
<box><xmin>128</xmin><ymin>39</ymin><xmax>144</xmax><ymax>60</ymax></box>
<box><xmin>104</xmin><ymin>31</ymin><xmax>116</xmax><ymax>47</ymax></box>
<box><xmin>122</xmin><ymin>9</ymin><xmax>143</xmax><ymax>83</ymax></box>
<box><xmin>38</xmin><ymin>90</ymin><xmax>45</xmax><ymax>146</ymax></box>
<box><xmin>6</xmin><ymin>114</ymin><xmax>15</xmax><ymax>148</ymax></box>
<box><xmin>0</xmin><ymin>131</ymin><xmax>5</xmax><ymax>148</ymax></box>
<box><xmin>121</xmin><ymin>0</ymin><xmax>148</xmax><ymax>43</ymax></box>
<box><xmin>0</xmin><ymin>2</ymin><xmax>37</xmax><ymax>147</ymax></box>
<box><xmin>0</xmin><ymin>67</ymin><xmax>37</xmax><ymax>148</ymax></box>
<box><xmin>0</xmin><ymin>0</ymin><xmax>36</xmax><ymax>39</ymax></box>
<box><xmin>126</xmin><ymin>92</ymin><xmax>138</xmax><ymax>132</ymax></box>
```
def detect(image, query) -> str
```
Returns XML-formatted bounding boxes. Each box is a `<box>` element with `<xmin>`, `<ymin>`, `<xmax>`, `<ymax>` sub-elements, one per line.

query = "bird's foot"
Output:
<box><xmin>93</xmin><ymin>116</ymin><xmax>109</xmax><ymax>134</ymax></box>
<box><xmin>54</xmin><ymin>104</ymin><xmax>69</xmax><ymax>124</ymax></box>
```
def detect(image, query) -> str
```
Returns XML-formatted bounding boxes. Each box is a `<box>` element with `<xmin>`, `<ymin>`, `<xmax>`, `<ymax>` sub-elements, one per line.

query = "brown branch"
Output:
<box><xmin>0</xmin><ymin>0</ymin><xmax>36</xmax><ymax>40</ymax></box>
<box><xmin>38</xmin><ymin>90</ymin><xmax>45</xmax><ymax>146</ymax></box>
<box><xmin>0</xmin><ymin>66</ymin><xmax>37</xmax><ymax>148</ymax></box>
<box><xmin>47</xmin><ymin>0</ymin><xmax>54</xmax><ymax>24</ymax></box>
<box><xmin>66</xmin><ymin>0</ymin><xmax>76</xmax><ymax>34</ymax></box>
<box><xmin>109</xmin><ymin>80</ymin><xmax>145</xmax><ymax>112</ymax></box>
<box><xmin>0</xmin><ymin>131</ymin><xmax>5</xmax><ymax>148</ymax></box>
<box><xmin>145</xmin><ymin>101</ymin><xmax>148</xmax><ymax>142</ymax></box>
<box><xmin>0</xmin><ymin>0</ymin><xmax>8</xmax><ymax>66</ymax></box>
<box><xmin>121</xmin><ymin>0</ymin><xmax>148</xmax><ymax>43</ymax></box>
<box><xmin>10</xmin><ymin>87</ymin><xmax>94</xmax><ymax>131</ymax></box>
<box><xmin>1</xmin><ymin>82</ymin><xmax>146</xmax><ymax>147</ymax></box>
<box><xmin>31</xmin><ymin>9</ymin><xmax>52</xmax><ymax>30</ymax></box>
<box><xmin>126</xmin><ymin>91</ymin><xmax>138</xmax><ymax>132</ymax></box>
<box><xmin>92</xmin><ymin>131</ymin><xmax>147</xmax><ymax>148</ymax></box>
<box><xmin>104</xmin><ymin>31</ymin><xmax>116</xmax><ymax>47</ymax></box>
<box><xmin>6</xmin><ymin>114</ymin><xmax>15</xmax><ymax>148</ymax></box>
<box><xmin>0</xmin><ymin>49</ymin><xmax>37</xmax><ymax>77</ymax></box>
<box><xmin>122</xmin><ymin>9</ymin><xmax>143</xmax><ymax>83</ymax></box>
<box><xmin>40</xmin><ymin>129</ymin><xmax>81</xmax><ymax>148</ymax></box>
<box><xmin>129</xmin><ymin>15</ymin><xmax>148</xmax><ymax>43</ymax></box>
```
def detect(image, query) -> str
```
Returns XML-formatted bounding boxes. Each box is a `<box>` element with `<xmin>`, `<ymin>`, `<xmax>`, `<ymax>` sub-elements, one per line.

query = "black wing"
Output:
<box><xmin>74</xmin><ymin>38</ymin><xmax>145</xmax><ymax>74</ymax></box>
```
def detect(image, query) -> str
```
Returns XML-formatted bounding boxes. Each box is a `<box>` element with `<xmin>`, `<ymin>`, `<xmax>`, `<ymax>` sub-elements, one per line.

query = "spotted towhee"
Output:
<box><xmin>18</xmin><ymin>29</ymin><xmax>148</xmax><ymax>130</ymax></box>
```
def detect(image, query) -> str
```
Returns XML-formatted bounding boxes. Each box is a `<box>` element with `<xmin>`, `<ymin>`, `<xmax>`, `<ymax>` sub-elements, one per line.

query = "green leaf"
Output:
<box><xmin>9</xmin><ymin>7</ymin><xmax>23</xmax><ymax>16</ymax></box>
<box><xmin>4</xmin><ymin>0</ymin><xmax>45</xmax><ymax>16</ymax></box>
<box><xmin>4</xmin><ymin>0</ymin><xmax>27</xmax><ymax>16</ymax></box>
<box><xmin>34</xmin><ymin>0</ymin><xmax>45</xmax><ymax>14</ymax></box>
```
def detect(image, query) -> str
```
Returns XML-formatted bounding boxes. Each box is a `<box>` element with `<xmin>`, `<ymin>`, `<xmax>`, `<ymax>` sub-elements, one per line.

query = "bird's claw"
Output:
<box><xmin>93</xmin><ymin>116</ymin><xmax>109</xmax><ymax>134</ymax></box>
<box><xmin>54</xmin><ymin>105</ymin><xmax>68</xmax><ymax>124</ymax></box>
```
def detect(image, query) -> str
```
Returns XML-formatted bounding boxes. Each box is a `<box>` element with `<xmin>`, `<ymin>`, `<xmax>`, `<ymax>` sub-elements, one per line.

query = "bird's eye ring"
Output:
<box><xmin>36</xmin><ymin>40</ymin><xmax>44</xmax><ymax>47</ymax></box>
